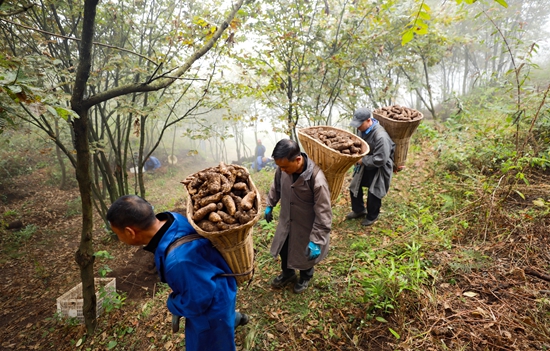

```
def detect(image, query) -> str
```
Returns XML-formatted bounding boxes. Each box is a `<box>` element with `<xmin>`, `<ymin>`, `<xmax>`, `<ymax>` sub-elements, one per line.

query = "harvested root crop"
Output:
<box><xmin>182</xmin><ymin>162</ymin><xmax>259</xmax><ymax>232</ymax></box>
<box><xmin>374</xmin><ymin>105</ymin><xmax>422</xmax><ymax>121</ymax></box>
<box><xmin>301</xmin><ymin>127</ymin><xmax>363</xmax><ymax>155</ymax></box>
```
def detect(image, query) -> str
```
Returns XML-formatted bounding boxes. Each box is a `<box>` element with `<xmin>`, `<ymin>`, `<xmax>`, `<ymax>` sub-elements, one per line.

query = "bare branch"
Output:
<box><xmin>0</xmin><ymin>17</ymin><xmax>158</xmax><ymax>65</ymax></box>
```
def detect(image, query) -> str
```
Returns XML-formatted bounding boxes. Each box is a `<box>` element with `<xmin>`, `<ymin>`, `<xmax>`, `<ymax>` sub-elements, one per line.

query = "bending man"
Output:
<box><xmin>106</xmin><ymin>195</ymin><xmax>248</xmax><ymax>351</ymax></box>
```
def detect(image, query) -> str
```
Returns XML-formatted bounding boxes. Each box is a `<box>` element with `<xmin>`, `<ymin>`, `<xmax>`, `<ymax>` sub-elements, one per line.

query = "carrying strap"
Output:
<box><xmin>166</xmin><ymin>233</ymin><xmax>203</xmax><ymax>255</ymax></box>
<box><xmin>165</xmin><ymin>233</ymin><xmax>253</xmax><ymax>284</ymax></box>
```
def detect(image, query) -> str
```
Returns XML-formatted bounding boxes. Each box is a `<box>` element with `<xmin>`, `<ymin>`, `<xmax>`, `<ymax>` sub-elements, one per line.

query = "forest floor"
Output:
<box><xmin>1</xmin><ymin>141</ymin><xmax>550</xmax><ymax>350</ymax></box>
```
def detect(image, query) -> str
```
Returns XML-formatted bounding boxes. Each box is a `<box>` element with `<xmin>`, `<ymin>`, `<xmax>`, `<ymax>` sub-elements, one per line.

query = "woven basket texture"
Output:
<box><xmin>297</xmin><ymin>126</ymin><xmax>369</xmax><ymax>204</ymax></box>
<box><xmin>373</xmin><ymin>111</ymin><xmax>423</xmax><ymax>168</ymax></box>
<box><xmin>185</xmin><ymin>167</ymin><xmax>260</xmax><ymax>285</ymax></box>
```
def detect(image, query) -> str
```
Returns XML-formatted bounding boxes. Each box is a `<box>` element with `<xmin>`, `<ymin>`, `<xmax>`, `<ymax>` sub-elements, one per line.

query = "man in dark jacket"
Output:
<box><xmin>106</xmin><ymin>195</ymin><xmax>248</xmax><ymax>351</ymax></box>
<box><xmin>347</xmin><ymin>108</ymin><xmax>395</xmax><ymax>226</ymax></box>
<box><xmin>264</xmin><ymin>139</ymin><xmax>332</xmax><ymax>294</ymax></box>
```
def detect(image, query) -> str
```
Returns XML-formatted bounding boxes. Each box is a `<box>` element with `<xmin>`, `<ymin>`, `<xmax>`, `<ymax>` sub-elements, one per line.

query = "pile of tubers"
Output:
<box><xmin>374</xmin><ymin>105</ymin><xmax>422</xmax><ymax>121</ymax></box>
<box><xmin>181</xmin><ymin>162</ymin><xmax>258</xmax><ymax>232</ymax></box>
<box><xmin>301</xmin><ymin>127</ymin><xmax>363</xmax><ymax>155</ymax></box>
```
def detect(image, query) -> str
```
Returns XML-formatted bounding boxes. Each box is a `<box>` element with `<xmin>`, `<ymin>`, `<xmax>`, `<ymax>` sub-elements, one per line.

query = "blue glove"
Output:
<box><xmin>264</xmin><ymin>206</ymin><xmax>273</xmax><ymax>223</ymax></box>
<box><xmin>306</xmin><ymin>241</ymin><xmax>321</xmax><ymax>260</ymax></box>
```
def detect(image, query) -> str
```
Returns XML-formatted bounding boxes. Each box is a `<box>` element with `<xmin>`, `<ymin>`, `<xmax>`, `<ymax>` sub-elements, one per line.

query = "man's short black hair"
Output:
<box><xmin>272</xmin><ymin>139</ymin><xmax>301</xmax><ymax>161</ymax></box>
<box><xmin>106</xmin><ymin>195</ymin><xmax>156</xmax><ymax>230</ymax></box>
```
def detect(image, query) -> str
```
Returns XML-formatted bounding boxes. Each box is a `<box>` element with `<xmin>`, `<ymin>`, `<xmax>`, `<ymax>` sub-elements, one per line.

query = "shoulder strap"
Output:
<box><xmin>275</xmin><ymin>166</ymin><xmax>282</xmax><ymax>196</ymax></box>
<box><xmin>166</xmin><ymin>233</ymin><xmax>203</xmax><ymax>255</ymax></box>
<box><xmin>309</xmin><ymin>164</ymin><xmax>320</xmax><ymax>192</ymax></box>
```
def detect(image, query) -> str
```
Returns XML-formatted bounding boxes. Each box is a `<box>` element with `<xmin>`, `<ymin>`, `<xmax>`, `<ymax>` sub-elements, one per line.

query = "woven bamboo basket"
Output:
<box><xmin>373</xmin><ymin>111</ymin><xmax>423</xmax><ymax>169</ymax></box>
<box><xmin>297</xmin><ymin>126</ymin><xmax>369</xmax><ymax>204</ymax></box>
<box><xmin>185</xmin><ymin>167</ymin><xmax>260</xmax><ymax>286</ymax></box>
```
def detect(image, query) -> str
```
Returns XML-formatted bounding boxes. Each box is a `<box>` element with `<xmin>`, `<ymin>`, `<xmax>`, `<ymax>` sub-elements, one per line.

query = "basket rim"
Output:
<box><xmin>297</xmin><ymin>125</ymin><xmax>369</xmax><ymax>158</ymax></box>
<box><xmin>373</xmin><ymin>111</ymin><xmax>424</xmax><ymax>124</ymax></box>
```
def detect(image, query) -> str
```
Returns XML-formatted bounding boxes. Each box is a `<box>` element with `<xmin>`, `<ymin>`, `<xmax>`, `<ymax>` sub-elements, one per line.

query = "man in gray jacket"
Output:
<box><xmin>347</xmin><ymin>108</ymin><xmax>395</xmax><ymax>226</ymax></box>
<box><xmin>264</xmin><ymin>139</ymin><xmax>332</xmax><ymax>294</ymax></box>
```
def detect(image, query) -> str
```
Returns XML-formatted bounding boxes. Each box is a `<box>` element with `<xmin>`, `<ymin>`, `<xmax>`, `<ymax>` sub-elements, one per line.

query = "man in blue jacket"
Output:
<box><xmin>106</xmin><ymin>195</ymin><xmax>248</xmax><ymax>351</ymax></box>
<box><xmin>144</xmin><ymin>156</ymin><xmax>162</xmax><ymax>172</ymax></box>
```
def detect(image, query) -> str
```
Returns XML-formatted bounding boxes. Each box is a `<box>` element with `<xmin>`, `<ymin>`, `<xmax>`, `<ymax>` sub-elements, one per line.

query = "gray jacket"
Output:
<box><xmin>350</xmin><ymin>123</ymin><xmax>395</xmax><ymax>199</ymax></box>
<box><xmin>266</xmin><ymin>154</ymin><xmax>332</xmax><ymax>270</ymax></box>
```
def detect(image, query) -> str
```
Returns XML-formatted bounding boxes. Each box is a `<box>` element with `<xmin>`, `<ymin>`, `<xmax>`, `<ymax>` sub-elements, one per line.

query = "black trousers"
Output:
<box><xmin>280</xmin><ymin>236</ymin><xmax>314</xmax><ymax>281</ymax></box>
<box><xmin>350</xmin><ymin>167</ymin><xmax>382</xmax><ymax>221</ymax></box>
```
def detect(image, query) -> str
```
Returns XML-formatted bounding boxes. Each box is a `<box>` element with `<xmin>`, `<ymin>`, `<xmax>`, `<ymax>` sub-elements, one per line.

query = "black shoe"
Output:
<box><xmin>361</xmin><ymin>217</ymin><xmax>378</xmax><ymax>226</ymax></box>
<box><xmin>271</xmin><ymin>273</ymin><xmax>297</xmax><ymax>289</ymax></box>
<box><xmin>345</xmin><ymin>210</ymin><xmax>367</xmax><ymax>220</ymax></box>
<box><xmin>235</xmin><ymin>312</ymin><xmax>249</xmax><ymax>328</ymax></box>
<box><xmin>293</xmin><ymin>278</ymin><xmax>310</xmax><ymax>294</ymax></box>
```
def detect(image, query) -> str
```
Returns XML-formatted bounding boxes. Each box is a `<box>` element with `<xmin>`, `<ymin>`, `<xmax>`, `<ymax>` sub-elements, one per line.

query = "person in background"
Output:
<box><xmin>144</xmin><ymin>155</ymin><xmax>161</xmax><ymax>172</ymax></box>
<box><xmin>254</xmin><ymin>139</ymin><xmax>266</xmax><ymax>171</ymax></box>
<box><xmin>106</xmin><ymin>195</ymin><xmax>248</xmax><ymax>351</ymax></box>
<box><xmin>264</xmin><ymin>139</ymin><xmax>332</xmax><ymax>294</ymax></box>
<box><xmin>346</xmin><ymin>107</ymin><xmax>395</xmax><ymax>226</ymax></box>
<box><xmin>256</xmin><ymin>156</ymin><xmax>274</xmax><ymax>171</ymax></box>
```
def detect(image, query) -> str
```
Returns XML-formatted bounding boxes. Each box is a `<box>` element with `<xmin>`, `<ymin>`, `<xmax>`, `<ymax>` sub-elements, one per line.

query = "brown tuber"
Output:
<box><xmin>182</xmin><ymin>162</ymin><xmax>259</xmax><ymax>232</ymax></box>
<box><xmin>374</xmin><ymin>105</ymin><xmax>422</xmax><ymax>122</ymax></box>
<box><xmin>301</xmin><ymin>127</ymin><xmax>364</xmax><ymax>156</ymax></box>
<box><xmin>192</xmin><ymin>203</ymin><xmax>217</xmax><ymax>222</ymax></box>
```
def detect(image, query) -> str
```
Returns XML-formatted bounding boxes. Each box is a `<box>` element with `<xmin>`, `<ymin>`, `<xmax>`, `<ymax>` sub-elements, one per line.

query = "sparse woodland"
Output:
<box><xmin>1</xmin><ymin>0</ymin><xmax>550</xmax><ymax>350</ymax></box>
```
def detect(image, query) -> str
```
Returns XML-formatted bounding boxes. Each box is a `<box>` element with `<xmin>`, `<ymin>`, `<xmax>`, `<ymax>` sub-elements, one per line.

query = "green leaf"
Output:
<box><xmin>401</xmin><ymin>30</ymin><xmax>414</xmax><ymax>46</ymax></box>
<box><xmin>389</xmin><ymin>328</ymin><xmax>400</xmax><ymax>339</ymax></box>
<box><xmin>375</xmin><ymin>316</ymin><xmax>388</xmax><ymax>323</ymax></box>
<box><xmin>107</xmin><ymin>340</ymin><xmax>117</xmax><ymax>349</ymax></box>
<box><xmin>414</xmin><ymin>25</ymin><xmax>428</xmax><ymax>35</ymax></box>
<box><xmin>54</xmin><ymin>106</ymin><xmax>78</xmax><ymax>121</ymax></box>
<box><xmin>494</xmin><ymin>0</ymin><xmax>508</xmax><ymax>7</ymax></box>
<box><xmin>94</xmin><ymin>250</ymin><xmax>114</xmax><ymax>259</ymax></box>
<box><xmin>418</xmin><ymin>11</ymin><xmax>431</xmax><ymax>20</ymax></box>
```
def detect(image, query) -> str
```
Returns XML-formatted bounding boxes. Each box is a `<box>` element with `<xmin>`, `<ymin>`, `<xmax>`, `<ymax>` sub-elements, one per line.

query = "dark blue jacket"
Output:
<box><xmin>154</xmin><ymin>213</ymin><xmax>237</xmax><ymax>351</ymax></box>
<box><xmin>144</xmin><ymin>156</ymin><xmax>161</xmax><ymax>171</ymax></box>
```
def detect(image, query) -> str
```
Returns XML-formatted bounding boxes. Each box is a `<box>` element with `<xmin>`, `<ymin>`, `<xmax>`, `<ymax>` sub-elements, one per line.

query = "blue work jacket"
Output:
<box><xmin>154</xmin><ymin>212</ymin><xmax>237</xmax><ymax>351</ymax></box>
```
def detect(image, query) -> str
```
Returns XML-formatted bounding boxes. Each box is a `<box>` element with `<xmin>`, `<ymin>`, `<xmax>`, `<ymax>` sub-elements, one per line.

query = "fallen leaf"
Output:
<box><xmin>463</xmin><ymin>291</ymin><xmax>478</xmax><ymax>298</ymax></box>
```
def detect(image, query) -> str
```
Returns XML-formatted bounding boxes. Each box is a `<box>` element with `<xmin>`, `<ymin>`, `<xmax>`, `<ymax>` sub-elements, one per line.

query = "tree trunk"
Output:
<box><xmin>72</xmin><ymin>110</ymin><xmax>97</xmax><ymax>333</ymax></box>
<box><xmin>70</xmin><ymin>0</ymin><xmax>99</xmax><ymax>334</ymax></box>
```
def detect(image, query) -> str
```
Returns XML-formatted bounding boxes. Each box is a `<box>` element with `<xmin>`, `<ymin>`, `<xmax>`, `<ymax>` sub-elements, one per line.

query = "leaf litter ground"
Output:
<box><xmin>0</xmin><ymin>147</ymin><xmax>549</xmax><ymax>350</ymax></box>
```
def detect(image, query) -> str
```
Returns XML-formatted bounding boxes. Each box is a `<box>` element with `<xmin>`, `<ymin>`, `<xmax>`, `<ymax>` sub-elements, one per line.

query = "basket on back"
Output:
<box><xmin>373</xmin><ymin>106</ymin><xmax>423</xmax><ymax>169</ymax></box>
<box><xmin>297</xmin><ymin>126</ymin><xmax>369</xmax><ymax>204</ymax></box>
<box><xmin>182</xmin><ymin>163</ymin><xmax>260</xmax><ymax>285</ymax></box>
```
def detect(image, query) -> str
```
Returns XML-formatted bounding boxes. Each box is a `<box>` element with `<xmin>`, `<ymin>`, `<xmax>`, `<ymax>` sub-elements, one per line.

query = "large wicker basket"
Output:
<box><xmin>373</xmin><ymin>111</ymin><xmax>423</xmax><ymax>169</ymax></box>
<box><xmin>185</xmin><ymin>169</ymin><xmax>260</xmax><ymax>286</ymax></box>
<box><xmin>297</xmin><ymin>126</ymin><xmax>369</xmax><ymax>204</ymax></box>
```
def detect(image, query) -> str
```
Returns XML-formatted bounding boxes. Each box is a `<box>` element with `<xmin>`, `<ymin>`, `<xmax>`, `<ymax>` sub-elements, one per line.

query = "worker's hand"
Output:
<box><xmin>306</xmin><ymin>241</ymin><xmax>321</xmax><ymax>260</ymax></box>
<box><xmin>264</xmin><ymin>206</ymin><xmax>273</xmax><ymax>223</ymax></box>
